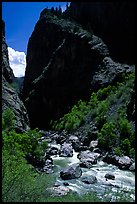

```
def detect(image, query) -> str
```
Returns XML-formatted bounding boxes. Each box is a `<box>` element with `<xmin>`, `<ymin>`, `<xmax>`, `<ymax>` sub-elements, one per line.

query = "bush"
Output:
<box><xmin>121</xmin><ymin>138</ymin><xmax>131</xmax><ymax>156</ymax></box>
<box><xmin>98</xmin><ymin>122</ymin><xmax>117</xmax><ymax>150</ymax></box>
<box><xmin>114</xmin><ymin>147</ymin><xmax>122</xmax><ymax>156</ymax></box>
<box><xmin>2</xmin><ymin>146</ymin><xmax>54</xmax><ymax>202</ymax></box>
<box><xmin>52</xmin><ymin>99</ymin><xmax>88</xmax><ymax>132</ymax></box>
<box><xmin>2</xmin><ymin>108</ymin><xmax>15</xmax><ymax>131</ymax></box>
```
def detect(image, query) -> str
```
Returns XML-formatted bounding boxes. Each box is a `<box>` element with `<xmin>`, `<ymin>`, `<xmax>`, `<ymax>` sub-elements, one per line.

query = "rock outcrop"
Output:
<box><xmin>2</xmin><ymin>20</ymin><xmax>30</xmax><ymax>132</ymax></box>
<box><xmin>69</xmin><ymin>2</ymin><xmax>135</xmax><ymax>64</ymax></box>
<box><xmin>22</xmin><ymin>11</ymin><xmax>109</xmax><ymax>129</ymax></box>
<box><xmin>22</xmin><ymin>7</ymin><xmax>135</xmax><ymax>131</ymax></box>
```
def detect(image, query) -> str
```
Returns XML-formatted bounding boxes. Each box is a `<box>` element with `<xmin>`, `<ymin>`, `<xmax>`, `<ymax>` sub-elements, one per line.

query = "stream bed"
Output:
<box><xmin>49</xmin><ymin>143</ymin><xmax>135</xmax><ymax>202</ymax></box>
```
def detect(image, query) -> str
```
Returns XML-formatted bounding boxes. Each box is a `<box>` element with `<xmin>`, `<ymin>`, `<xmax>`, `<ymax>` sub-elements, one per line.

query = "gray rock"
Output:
<box><xmin>2</xmin><ymin>20</ymin><xmax>30</xmax><ymax>133</ymax></box>
<box><xmin>59</xmin><ymin>142</ymin><xmax>73</xmax><ymax>157</ymax></box>
<box><xmin>78</xmin><ymin>150</ymin><xmax>100</xmax><ymax>164</ymax></box>
<box><xmin>21</xmin><ymin>11</ymin><xmax>110</xmax><ymax>129</ymax></box>
<box><xmin>129</xmin><ymin>162</ymin><xmax>135</xmax><ymax>171</ymax></box>
<box><xmin>81</xmin><ymin>175</ymin><xmax>97</xmax><ymax>184</ymax></box>
<box><xmin>60</xmin><ymin>164</ymin><xmax>82</xmax><ymax>180</ymax></box>
<box><xmin>118</xmin><ymin>156</ymin><xmax>132</xmax><ymax>170</ymax></box>
<box><xmin>48</xmin><ymin>185</ymin><xmax>70</xmax><ymax>197</ymax></box>
<box><xmin>105</xmin><ymin>172</ymin><xmax>115</xmax><ymax>180</ymax></box>
<box><xmin>89</xmin><ymin>139</ymin><xmax>98</xmax><ymax>148</ymax></box>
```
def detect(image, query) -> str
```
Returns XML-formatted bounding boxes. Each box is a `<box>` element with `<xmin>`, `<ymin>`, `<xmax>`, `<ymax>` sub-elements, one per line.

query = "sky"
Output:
<box><xmin>2</xmin><ymin>2</ymin><xmax>70</xmax><ymax>77</ymax></box>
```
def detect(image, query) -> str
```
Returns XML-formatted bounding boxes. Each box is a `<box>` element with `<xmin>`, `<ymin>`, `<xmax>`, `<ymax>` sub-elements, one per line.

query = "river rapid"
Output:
<box><xmin>49</xmin><ymin>142</ymin><xmax>135</xmax><ymax>202</ymax></box>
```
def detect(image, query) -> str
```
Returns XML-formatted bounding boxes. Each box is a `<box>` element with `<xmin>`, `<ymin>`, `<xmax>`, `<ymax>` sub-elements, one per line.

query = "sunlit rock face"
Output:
<box><xmin>2</xmin><ymin>20</ymin><xmax>30</xmax><ymax>132</ymax></box>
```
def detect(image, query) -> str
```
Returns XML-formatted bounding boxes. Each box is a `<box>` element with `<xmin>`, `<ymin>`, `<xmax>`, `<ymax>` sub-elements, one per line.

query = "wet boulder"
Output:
<box><xmin>42</xmin><ymin>158</ymin><xmax>54</xmax><ymax>174</ymax></box>
<box><xmin>59</xmin><ymin>142</ymin><xmax>73</xmax><ymax>157</ymax></box>
<box><xmin>129</xmin><ymin>162</ymin><xmax>135</xmax><ymax>172</ymax></box>
<box><xmin>48</xmin><ymin>185</ymin><xmax>70</xmax><ymax>196</ymax></box>
<box><xmin>89</xmin><ymin>139</ymin><xmax>98</xmax><ymax>149</ymax></box>
<box><xmin>103</xmin><ymin>153</ymin><xmax>120</xmax><ymax>166</ymax></box>
<box><xmin>105</xmin><ymin>172</ymin><xmax>115</xmax><ymax>180</ymax></box>
<box><xmin>81</xmin><ymin>175</ymin><xmax>97</xmax><ymax>184</ymax></box>
<box><xmin>78</xmin><ymin>150</ymin><xmax>100</xmax><ymax>168</ymax></box>
<box><xmin>118</xmin><ymin>156</ymin><xmax>132</xmax><ymax>170</ymax></box>
<box><xmin>60</xmin><ymin>164</ymin><xmax>82</xmax><ymax>180</ymax></box>
<box><xmin>46</xmin><ymin>146</ymin><xmax>59</xmax><ymax>156</ymax></box>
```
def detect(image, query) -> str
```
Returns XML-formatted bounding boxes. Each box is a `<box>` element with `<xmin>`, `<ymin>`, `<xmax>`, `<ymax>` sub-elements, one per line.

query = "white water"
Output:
<box><xmin>50</xmin><ymin>143</ymin><xmax>135</xmax><ymax>201</ymax></box>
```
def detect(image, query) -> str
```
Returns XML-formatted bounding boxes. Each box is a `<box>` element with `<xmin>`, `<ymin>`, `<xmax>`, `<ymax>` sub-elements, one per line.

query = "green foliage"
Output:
<box><xmin>97</xmin><ymin>85</ymin><xmax>113</xmax><ymax>100</ymax></box>
<box><xmin>129</xmin><ymin>148</ymin><xmax>135</xmax><ymax>159</ymax></box>
<box><xmin>45</xmin><ymin>192</ymin><xmax>101</xmax><ymax>202</ymax></box>
<box><xmin>98</xmin><ymin>122</ymin><xmax>117</xmax><ymax>150</ymax></box>
<box><xmin>2</xmin><ymin>145</ymin><xmax>55</xmax><ymax>202</ymax></box>
<box><xmin>118</xmin><ymin>111</ymin><xmax>133</xmax><ymax>139</ymax></box>
<box><xmin>2</xmin><ymin>109</ymin><xmax>53</xmax><ymax>202</ymax></box>
<box><xmin>51</xmin><ymin>71</ymin><xmax>135</xmax><ymax>157</ymax></box>
<box><xmin>2</xmin><ymin>128</ymin><xmax>47</xmax><ymax>160</ymax></box>
<box><xmin>2</xmin><ymin>108</ymin><xmax>15</xmax><ymax>131</ymax></box>
<box><xmin>121</xmin><ymin>138</ymin><xmax>131</xmax><ymax>156</ymax></box>
<box><xmin>114</xmin><ymin>147</ymin><xmax>122</xmax><ymax>156</ymax></box>
<box><xmin>52</xmin><ymin>100</ymin><xmax>89</xmax><ymax>132</ymax></box>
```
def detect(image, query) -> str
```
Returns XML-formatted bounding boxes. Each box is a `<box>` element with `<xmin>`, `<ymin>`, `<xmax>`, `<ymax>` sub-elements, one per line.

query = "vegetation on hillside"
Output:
<box><xmin>2</xmin><ymin>105</ymin><xmax>134</xmax><ymax>202</ymax></box>
<box><xmin>52</xmin><ymin>71</ymin><xmax>135</xmax><ymax>158</ymax></box>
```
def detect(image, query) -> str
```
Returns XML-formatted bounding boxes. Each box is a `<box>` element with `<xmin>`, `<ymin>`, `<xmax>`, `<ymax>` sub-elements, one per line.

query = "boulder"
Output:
<box><xmin>78</xmin><ymin>150</ymin><xmax>100</xmax><ymax>163</ymax></box>
<box><xmin>48</xmin><ymin>185</ymin><xmax>70</xmax><ymax>196</ymax></box>
<box><xmin>59</xmin><ymin>142</ymin><xmax>73</xmax><ymax>157</ymax></box>
<box><xmin>89</xmin><ymin>139</ymin><xmax>98</xmax><ymax>148</ymax></box>
<box><xmin>118</xmin><ymin>156</ymin><xmax>132</xmax><ymax>170</ymax></box>
<box><xmin>105</xmin><ymin>172</ymin><xmax>115</xmax><ymax>180</ymax></box>
<box><xmin>81</xmin><ymin>175</ymin><xmax>97</xmax><ymax>184</ymax></box>
<box><xmin>60</xmin><ymin>164</ymin><xmax>82</xmax><ymax>180</ymax></box>
<box><xmin>46</xmin><ymin>146</ymin><xmax>59</xmax><ymax>156</ymax></box>
<box><xmin>129</xmin><ymin>162</ymin><xmax>135</xmax><ymax>172</ymax></box>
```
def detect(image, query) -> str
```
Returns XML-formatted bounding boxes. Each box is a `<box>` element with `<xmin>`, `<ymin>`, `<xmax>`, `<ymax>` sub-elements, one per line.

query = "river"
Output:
<box><xmin>49</xmin><ymin>143</ymin><xmax>135</xmax><ymax>202</ymax></box>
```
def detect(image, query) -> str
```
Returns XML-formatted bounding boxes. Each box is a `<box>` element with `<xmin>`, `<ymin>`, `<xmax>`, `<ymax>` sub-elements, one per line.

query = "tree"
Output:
<box><xmin>58</xmin><ymin>5</ymin><xmax>62</xmax><ymax>16</ymax></box>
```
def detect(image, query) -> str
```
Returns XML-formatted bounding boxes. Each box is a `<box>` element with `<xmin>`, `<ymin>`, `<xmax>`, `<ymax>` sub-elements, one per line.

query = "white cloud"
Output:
<box><xmin>61</xmin><ymin>2</ymin><xmax>70</xmax><ymax>12</ymax></box>
<box><xmin>8</xmin><ymin>47</ymin><xmax>26</xmax><ymax>77</ymax></box>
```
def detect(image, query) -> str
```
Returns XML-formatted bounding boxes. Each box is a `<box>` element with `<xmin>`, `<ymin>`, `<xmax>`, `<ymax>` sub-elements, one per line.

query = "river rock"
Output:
<box><xmin>60</xmin><ymin>164</ymin><xmax>82</xmax><ymax>180</ymax></box>
<box><xmin>89</xmin><ymin>139</ymin><xmax>98</xmax><ymax>148</ymax></box>
<box><xmin>129</xmin><ymin>162</ymin><xmax>135</xmax><ymax>172</ymax></box>
<box><xmin>78</xmin><ymin>150</ymin><xmax>100</xmax><ymax>163</ymax></box>
<box><xmin>105</xmin><ymin>172</ymin><xmax>115</xmax><ymax>180</ymax></box>
<box><xmin>118</xmin><ymin>156</ymin><xmax>132</xmax><ymax>170</ymax></box>
<box><xmin>81</xmin><ymin>175</ymin><xmax>97</xmax><ymax>184</ymax></box>
<box><xmin>103</xmin><ymin>153</ymin><xmax>120</xmax><ymax>166</ymax></box>
<box><xmin>48</xmin><ymin>185</ymin><xmax>70</xmax><ymax>196</ymax></box>
<box><xmin>67</xmin><ymin>135</ymin><xmax>79</xmax><ymax>143</ymax></box>
<box><xmin>46</xmin><ymin>146</ymin><xmax>59</xmax><ymax>156</ymax></box>
<box><xmin>59</xmin><ymin>142</ymin><xmax>73</xmax><ymax>157</ymax></box>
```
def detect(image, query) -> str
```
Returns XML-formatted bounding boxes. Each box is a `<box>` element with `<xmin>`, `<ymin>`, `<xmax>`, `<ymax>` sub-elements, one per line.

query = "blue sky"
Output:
<box><xmin>2</xmin><ymin>2</ymin><xmax>69</xmax><ymax>53</ymax></box>
<box><xmin>2</xmin><ymin>2</ymin><xmax>69</xmax><ymax>77</ymax></box>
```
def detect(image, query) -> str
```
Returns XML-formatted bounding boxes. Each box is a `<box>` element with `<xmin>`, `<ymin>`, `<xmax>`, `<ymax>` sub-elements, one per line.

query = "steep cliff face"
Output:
<box><xmin>22</xmin><ymin>9</ymin><xmax>135</xmax><ymax>130</ymax></box>
<box><xmin>69</xmin><ymin>2</ymin><xmax>135</xmax><ymax>64</ymax></box>
<box><xmin>2</xmin><ymin>20</ymin><xmax>30</xmax><ymax>132</ymax></box>
<box><xmin>22</xmin><ymin>11</ymin><xmax>110</xmax><ymax>129</ymax></box>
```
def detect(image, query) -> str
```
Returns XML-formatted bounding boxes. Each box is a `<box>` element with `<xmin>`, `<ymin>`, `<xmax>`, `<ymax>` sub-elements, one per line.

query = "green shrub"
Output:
<box><xmin>98</xmin><ymin>122</ymin><xmax>117</xmax><ymax>150</ymax></box>
<box><xmin>3</xmin><ymin>128</ymin><xmax>47</xmax><ymax>160</ymax></box>
<box><xmin>129</xmin><ymin>148</ymin><xmax>135</xmax><ymax>159</ymax></box>
<box><xmin>2</xmin><ymin>108</ymin><xmax>15</xmax><ymax>131</ymax></box>
<box><xmin>2</xmin><ymin>145</ymin><xmax>54</xmax><ymax>202</ymax></box>
<box><xmin>121</xmin><ymin>138</ymin><xmax>131</xmax><ymax>155</ymax></box>
<box><xmin>114</xmin><ymin>147</ymin><xmax>122</xmax><ymax>156</ymax></box>
<box><xmin>52</xmin><ymin>99</ymin><xmax>88</xmax><ymax>132</ymax></box>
